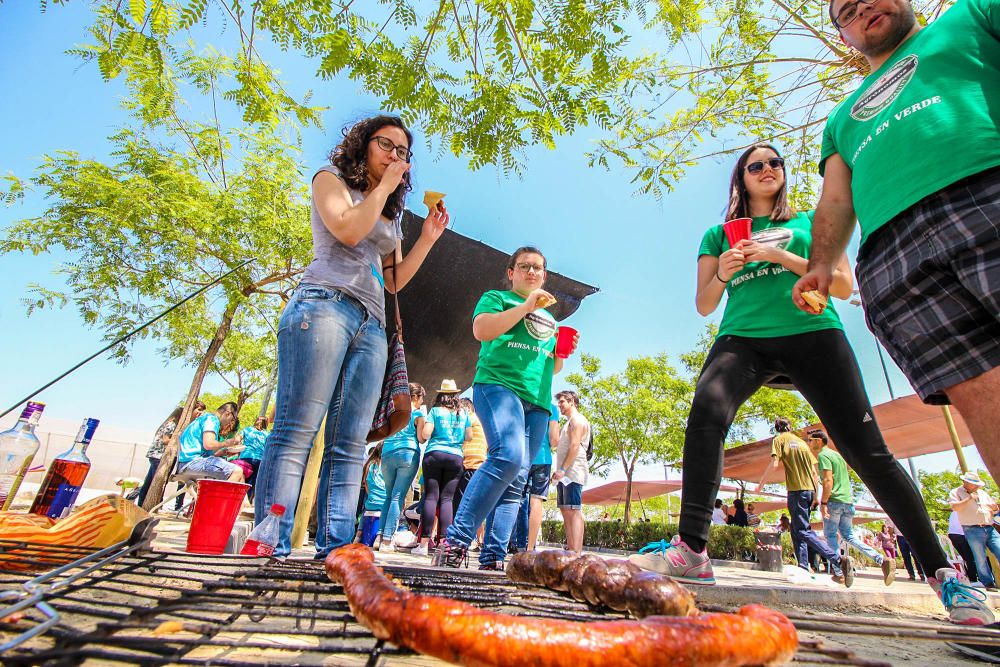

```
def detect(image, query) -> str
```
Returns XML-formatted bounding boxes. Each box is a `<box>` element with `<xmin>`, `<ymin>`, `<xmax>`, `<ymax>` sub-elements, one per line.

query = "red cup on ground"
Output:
<box><xmin>555</xmin><ymin>326</ymin><xmax>578</xmax><ymax>359</ymax></box>
<box><xmin>186</xmin><ymin>479</ymin><xmax>250</xmax><ymax>555</ymax></box>
<box><xmin>723</xmin><ymin>217</ymin><xmax>753</xmax><ymax>247</ymax></box>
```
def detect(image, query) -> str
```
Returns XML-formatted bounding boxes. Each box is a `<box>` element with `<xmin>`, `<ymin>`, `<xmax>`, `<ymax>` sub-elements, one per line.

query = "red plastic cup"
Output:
<box><xmin>723</xmin><ymin>217</ymin><xmax>753</xmax><ymax>247</ymax></box>
<box><xmin>555</xmin><ymin>326</ymin><xmax>578</xmax><ymax>359</ymax></box>
<box><xmin>186</xmin><ymin>479</ymin><xmax>250</xmax><ymax>555</ymax></box>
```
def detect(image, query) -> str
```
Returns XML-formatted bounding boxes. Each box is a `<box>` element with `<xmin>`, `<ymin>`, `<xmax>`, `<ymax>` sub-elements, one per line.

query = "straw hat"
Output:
<box><xmin>437</xmin><ymin>378</ymin><xmax>461</xmax><ymax>393</ymax></box>
<box><xmin>960</xmin><ymin>472</ymin><xmax>986</xmax><ymax>487</ymax></box>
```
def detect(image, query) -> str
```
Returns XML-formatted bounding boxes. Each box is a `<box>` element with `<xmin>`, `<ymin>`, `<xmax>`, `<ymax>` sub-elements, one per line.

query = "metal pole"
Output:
<box><xmin>941</xmin><ymin>405</ymin><xmax>970</xmax><ymax>473</ymax></box>
<box><xmin>0</xmin><ymin>259</ymin><xmax>254</xmax><ymax>420</ymax></box>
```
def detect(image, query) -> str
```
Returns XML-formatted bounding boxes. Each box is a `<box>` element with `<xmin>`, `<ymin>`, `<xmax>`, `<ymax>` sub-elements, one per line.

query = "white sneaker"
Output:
<box><xmin>378</xmin><ymin>541</ymin><xmax>395</xmax><ymax>553</ymax></box>
<box><xmin>412</xmin><ymin>542</ymin><xmax>429</xmax><ymax>557</ymax></box>
<box><xmin>930</xmin><ymin>567</ymin><xmax>996</xmax><ymax>626</ymax></box>
<box><xmin>627</xmin><ymin>536</ymin><xmax>715</xmax><ymax>585</ymax></box>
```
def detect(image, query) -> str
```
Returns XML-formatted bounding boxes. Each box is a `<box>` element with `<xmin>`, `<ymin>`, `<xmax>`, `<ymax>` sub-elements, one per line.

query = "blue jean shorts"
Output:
<box><xmin>525</xmin><ymin>463</ymin><xmax>552</xmax><ymax>499</ymax></box>
<box><xmin>180</xmin><ymin>456</ymin><xmax>240</xmax><ymax>480</ymax></box>
<box><xmin>556</xmin><ymin>481</ymin><xmax>583</xmax><ymax>509</ymax></box>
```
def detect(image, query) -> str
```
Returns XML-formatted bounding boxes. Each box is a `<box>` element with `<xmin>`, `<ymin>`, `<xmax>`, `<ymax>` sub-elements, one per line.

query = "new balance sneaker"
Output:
<box><xmin>880</xmin><ymin>556</ymin><xmax>896</xmax><ymax>586</ymax></box>
<box><xmin>431</xmin><ymin>538</ymin><xmax>468</xmax><ymax>568</ymax></box>
<box><xmin>930</xmin><ymin>567</ymin><xmax>996</xmax><ymax>626</ymax></box>
<box><xmin>411</xmin><ymin>541</ymin><xmax>430</xmax><ymax>557</ymax></box>
<box><xmin>627</xmin><ymin>536</ymin><xmax>715</xmax><ymax>585</ymax></box>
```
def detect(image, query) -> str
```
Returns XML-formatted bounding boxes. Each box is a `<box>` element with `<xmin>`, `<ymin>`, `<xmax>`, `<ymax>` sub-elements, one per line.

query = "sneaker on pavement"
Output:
<box><xmin>880</xmin><ymin>557</ymin><xmax>896</xmax><ymax>586</ymax></box>
<box><xmin>412</xmin><ymin>542</ymin><xmax>430</xmax><ymax>557</ymax></box>
<box><xmin>431</xmin><ymin>538</ymin><xmax>468</xmax><ymax>568</ymax></box>
<box><xmin>840</xmin><ymin>555</ymin><xmax>855</xmax><ymax>588</ymax></box>
<box><xmin>378</xmin><ymin>541</ymin><xmax>395</xmax><ymax>554</ymax></box>
<box><xmin>627</xmin><ymin>536</ymin><xmax>715</xmax><ymax>585</ymax></box>
<box><xmin>478</xmin><ymin>560</ymin><xmax>504</xmax><ymax>571</ymax></box>
<box><xmin>930</xmin><ymin>567</ymin><xmax>996</xmax><ymax>626</ymax></box>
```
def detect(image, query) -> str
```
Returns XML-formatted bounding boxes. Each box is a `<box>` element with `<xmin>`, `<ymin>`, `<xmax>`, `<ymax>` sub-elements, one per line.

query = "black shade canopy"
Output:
<box><xmin>388</xmin><ymin>210</ymin><xmax>599</xmax><ymax>394</ymax></box>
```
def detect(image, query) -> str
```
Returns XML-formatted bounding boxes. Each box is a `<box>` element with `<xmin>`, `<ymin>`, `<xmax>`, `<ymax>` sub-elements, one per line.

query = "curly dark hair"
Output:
<box><xmin>328</xmin><ymin>115</ymin><xmax>413</xmax><ymax>221</ymax></box>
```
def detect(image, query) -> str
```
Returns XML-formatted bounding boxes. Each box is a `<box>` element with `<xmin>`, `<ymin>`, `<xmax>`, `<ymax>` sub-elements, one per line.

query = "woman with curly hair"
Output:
<box><xmin>254</xmin><ymin>114</ymin><xmax>449</xmax><ymax>558</ymax></box>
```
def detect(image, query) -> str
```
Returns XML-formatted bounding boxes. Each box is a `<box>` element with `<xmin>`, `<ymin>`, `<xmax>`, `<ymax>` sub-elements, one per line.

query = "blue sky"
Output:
<box><xmin>0</xmin><ymin>3</ymin><xmax>982</xmax><ymax>478</ymax></box>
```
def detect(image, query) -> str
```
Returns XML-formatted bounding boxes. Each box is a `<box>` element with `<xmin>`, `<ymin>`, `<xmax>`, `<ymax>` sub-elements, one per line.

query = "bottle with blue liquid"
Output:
<box><xmin>30</xmin><ymin>418</ymin><xmax>99</xmax><ymax>519</ymax></box>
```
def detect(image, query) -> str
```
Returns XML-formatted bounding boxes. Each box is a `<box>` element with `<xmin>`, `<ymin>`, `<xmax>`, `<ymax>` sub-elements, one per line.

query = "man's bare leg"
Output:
<box><xmin>946</xmin><ymin>366</ymin><xmax>1000</xmax><ymax>479</ymax></box>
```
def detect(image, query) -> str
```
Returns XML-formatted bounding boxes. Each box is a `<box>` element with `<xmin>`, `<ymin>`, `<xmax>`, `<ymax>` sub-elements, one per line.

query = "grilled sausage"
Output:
<box><xmin>507</xmin><ymin>551</ymin><xmax>542</xmax><ymax>584</ymax></box>
<box><xmin>325</xmin><ymin>544</ymin><xmax>798</xmax><ymax>667</ymax></box>
<box><xmin>625</xmin><ymin>571</ymin><xmax>699</xmax><ymax>618</ymax></box>
<box><xmin>559</xmin><ymin>554</ymin><xmax>603</xmax><ymax>603</ymax></box>
<box><xmin>595</xmin><ymin>559</ymin><xmax>642</xmax><ymax>611</ymax></box>
<box><xmin>534</xmin><ymin>549</ymin><xmax>578</xmax><ymax>590</ymax></box>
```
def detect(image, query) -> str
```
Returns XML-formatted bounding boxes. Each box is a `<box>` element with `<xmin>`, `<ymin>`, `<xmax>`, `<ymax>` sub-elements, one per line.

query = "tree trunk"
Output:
<box><xmin>623</xmin><ymin>470</ymin><xmax>634</xmax><ymax>526</ymax></box>
<box><xmin>141</xmin><ymin>301</ymin><xmax>238</xmax><ymax>510</ymax></box>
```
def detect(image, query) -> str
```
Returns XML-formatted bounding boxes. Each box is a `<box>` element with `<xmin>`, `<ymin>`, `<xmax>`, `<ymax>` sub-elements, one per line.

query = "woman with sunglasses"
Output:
<box><xmin>630</xmin><ymin>143</ymin><xmax>954</xmax><ymax>605</ymax></box>
<box><xmin>432</xmin><ymin>246</ymin><xmax>578</xmax><ymax>569</ymax></box>
<box><xmin>254</xmin><ymin>115</ymin><xmax>449</xmax><ymax>558</ymax></box>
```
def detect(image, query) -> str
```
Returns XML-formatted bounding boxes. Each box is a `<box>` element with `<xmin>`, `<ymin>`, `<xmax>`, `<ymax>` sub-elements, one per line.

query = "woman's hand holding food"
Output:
<box><xmin>525</xmin><ymin>289</ymin><xmax>557</xmax><ymax>312</ymax></box>
<box><xmin>420</xmin><ymin>201</ymin><xmax>449</xmax><ymax>243</ymax></box>
<box><xmin>740</xmin><ymin>240</ymin><xmax>781</xmax><ymax>265</ymax></box>
<box><xmin>376</xmin><ymin>160</ymin><xmax>411</xmax><ymax>194</ymax></box>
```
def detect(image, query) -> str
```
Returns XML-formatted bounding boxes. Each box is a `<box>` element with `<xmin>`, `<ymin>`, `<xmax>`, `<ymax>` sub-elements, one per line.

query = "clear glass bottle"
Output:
<box><xmin>240</xmin><ymin>504</ymin><xmax>286</xmax><ymax>556</ymax></box>
<box><xmin>29</xmin><ymin>418</ymin><xmax>99</xmax><ymax>519</ymax></box>
<box><xmin>0</xmin><ymin>401</ymin><xmax>46</xmax><ymax>510</ymax></box>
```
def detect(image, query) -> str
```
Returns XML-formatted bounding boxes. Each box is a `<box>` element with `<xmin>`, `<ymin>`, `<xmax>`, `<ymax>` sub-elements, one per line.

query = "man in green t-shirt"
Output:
<box><xmin>759</xmin><ymin>418</ymin><xmax>853</xmax><ymax>585</ymax></box>
<box><xmin>808</xmin><ymin>429</ymin><xmax>895</xmax><ymax>585</ymax></box>
<box><xmin>796</xmin><ymin>0</ymin><xmax>1000</xmax><ymax>551</ymax></box>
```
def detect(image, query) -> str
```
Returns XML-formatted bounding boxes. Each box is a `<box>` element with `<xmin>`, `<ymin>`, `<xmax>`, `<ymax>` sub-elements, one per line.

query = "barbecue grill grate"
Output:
<box><xmin>2</xmin><ymin>538</ymin><xmax>995</xmax><ymax>666</ymax></box>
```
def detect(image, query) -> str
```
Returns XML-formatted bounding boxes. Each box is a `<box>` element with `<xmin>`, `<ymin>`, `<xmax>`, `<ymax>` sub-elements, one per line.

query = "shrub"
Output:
<box><xmin>541</xmin><ymin>520</ymin><xmax>757</xmax><ymax>561</ymax></box>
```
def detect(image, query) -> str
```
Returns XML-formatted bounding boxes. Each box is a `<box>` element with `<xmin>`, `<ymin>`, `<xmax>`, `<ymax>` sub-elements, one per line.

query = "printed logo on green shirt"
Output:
<box><xmin>523</xmin><ymin>310</ymin><xmax>556</xmax><ymax>341</ymax></box>
<box><xmin>850</xmin><ymin>55</ymin><xmax>918</xmax><ymax>121</ymax></box>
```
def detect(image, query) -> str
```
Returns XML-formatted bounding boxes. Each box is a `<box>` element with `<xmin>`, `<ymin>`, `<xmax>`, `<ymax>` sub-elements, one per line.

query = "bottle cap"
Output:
<box><xmin>80</xmin><ymin>418</ymin><xmax>100</xmax><ymax>444</ymax></box>
<box><xmin>270</xmin><ymin>504</ymin><xmax>286</xmax><ymax>516</ymax></box>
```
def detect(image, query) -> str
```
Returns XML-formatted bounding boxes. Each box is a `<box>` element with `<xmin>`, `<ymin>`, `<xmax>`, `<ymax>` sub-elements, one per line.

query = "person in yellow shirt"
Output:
<box><xmin>760</xmin><ymin>418</ymin><xmax>853</xmax><ymax>586</ymax></box>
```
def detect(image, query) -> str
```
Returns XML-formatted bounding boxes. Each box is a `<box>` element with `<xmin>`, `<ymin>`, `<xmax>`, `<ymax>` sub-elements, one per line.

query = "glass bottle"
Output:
<box><xmin>0</xmin><ymin>401</ymin><xmax>46</xmax><ymax>510</ymax></box>
<box><xmin>29</xmin><ymin>418</ymin><xmax>99</xmax><ymax>519</ymax></box>
<box><xmin>239</xmin><ymin>504</ymin><xmax>286</xmax><ymax>556</ymax></box>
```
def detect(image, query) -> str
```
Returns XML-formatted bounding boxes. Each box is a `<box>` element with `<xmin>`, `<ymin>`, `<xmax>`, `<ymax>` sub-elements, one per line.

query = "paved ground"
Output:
<box><xmin>147</xmin><ymin>514</ymin><xmax>1000</xmax><ymax>665</ymax></box>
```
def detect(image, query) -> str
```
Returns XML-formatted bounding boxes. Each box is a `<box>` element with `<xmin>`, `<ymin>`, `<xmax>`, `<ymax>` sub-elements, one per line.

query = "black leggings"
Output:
<box><xmin>679</xmin><ymin>329</ymin><xmax>948</xmax><ymax>574</ymax></box>
<box><xmin>421</xmin><ymin>450</ymin><xmax>464</xmax><ymax>539</ymax></box>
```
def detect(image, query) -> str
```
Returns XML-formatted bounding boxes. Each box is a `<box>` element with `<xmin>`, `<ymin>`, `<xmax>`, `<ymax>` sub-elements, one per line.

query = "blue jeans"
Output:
<box><xmin>379</xmin><ymin>448</ymin><xmax>420</xmax><ymax>540</ymax></box>
<box><xmin>963</xmin><ymin>525</ymin><xmax>1000</xmax><ymax>587</ymax></box>
<box><xmin>823</xmin><ymin>500</ymin><xmax>883</xmax><ymax>564</ymax></box>
<box><xmin>788</xmin><ymin>490</ymin><xmax>841</xmax><ymax>574</ymax></box>
<box><xmin>446</xmin><ymin>384</ymin><xmax>549</xmax><ymax>565</ymax></box>
<box><xmin>254</xmin><ymin>284</ymin><xmax>387</xmax><ymax>557</ymax></box>
<box><xmin>512</xmin><ymin>464</ymin><xmax>552</xmax><ymax>550</ymax></box>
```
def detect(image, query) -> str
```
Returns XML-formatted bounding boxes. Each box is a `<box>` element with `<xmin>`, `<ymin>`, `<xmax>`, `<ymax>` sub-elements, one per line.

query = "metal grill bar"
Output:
<box><xmin>0</xmin><ymin>542</ymin><xmax>988</xmax><ymax>666</ymax></box>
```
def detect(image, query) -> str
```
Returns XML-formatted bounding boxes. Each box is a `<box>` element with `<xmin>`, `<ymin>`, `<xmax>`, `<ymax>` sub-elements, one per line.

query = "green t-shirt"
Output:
<box><xmin>472</xmin><ymin>290</ymin><xmax>556</xmax><ymax>409</ymax></box>
<box><xmin>820</xmin><ymin>0</ymin><xmax>1000</xmax><ymax>246</ymax></box>
<box><xmin>771</xmin><ymin>432</ymin><xmax>817</xmax><ymax>492</ymax></box>
<box><xmin>699</xmin><ymin>211</ymin><xmax>843</xmax><ymax>338</ymax></box>
<box><xmin>817</xmin><ymin>447</ymin><xmax>853</xmax><ymax>504</ymax></box>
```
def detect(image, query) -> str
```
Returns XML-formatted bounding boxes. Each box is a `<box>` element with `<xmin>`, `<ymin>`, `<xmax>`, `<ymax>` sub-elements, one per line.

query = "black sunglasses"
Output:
<box><xmin>746</xmin><ymin>157</ymin><xmax>785</xmax><ymax>174</ymax></box>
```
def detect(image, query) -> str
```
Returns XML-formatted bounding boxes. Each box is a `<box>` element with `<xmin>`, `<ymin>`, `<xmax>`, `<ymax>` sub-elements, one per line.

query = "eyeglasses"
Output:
<box><xmin>370</xmin><ymin>135</ymin><xmax>413</xmax><ymax>162</ymax></box>
<box><xmin>514</xmin><ymin>262</ymin><xmax>545</xmax><ymax>274</ymax></box>
<box><xmin>746</xmin><ymin>157</ymin><xmax>785</xmax><ymax>174</ymax></box>
<box><xmin>832</xmin><ymin>0</ymin><xmax>881</xmax><ymax>28</ymax></box>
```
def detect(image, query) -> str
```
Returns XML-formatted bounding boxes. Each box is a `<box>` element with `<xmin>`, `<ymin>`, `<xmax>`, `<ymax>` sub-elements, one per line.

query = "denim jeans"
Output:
<box><xmin>823</xmin><ymin>500</ymin><xmax>883</xmax><ymax>564</ymax></box>
<box><xmin>446</xmin><ymin>383</ymin><xmax>549</xmax><ymax>565</ymax></box>
<box><xmin>254</xmin><ymin>284</ymin><xmax>387</xmax><ymax>557</ymax></box>
<box><xmin>512</xmin><ymin>464</ymin><xmax>552</xmax><ymax>550</ymax></box>
<box><xmin>788</xmin><ymin>490</ymin><xmax>841</xmax><ymax>574</ymax></box>
<box><xmin>379</xmin><ymin>448</ymin><xmax>419</xmax><ymax>540</ymax></box>
<box><xmin>962</xmin><ymin>525</ymin><xmax>1000</xmax><ymax>587</ymax></box>
<box><xmin>136</xmin><ymin>457</ymin><xmax>159</xmax><ymax>507</ymax></box>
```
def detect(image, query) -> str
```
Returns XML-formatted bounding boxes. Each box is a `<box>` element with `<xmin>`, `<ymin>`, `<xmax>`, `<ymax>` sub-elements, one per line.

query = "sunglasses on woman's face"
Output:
<box><xmin>746</xmin><ymin>157</ymin><xmax>785</xmax><ymax>174</ymax></box>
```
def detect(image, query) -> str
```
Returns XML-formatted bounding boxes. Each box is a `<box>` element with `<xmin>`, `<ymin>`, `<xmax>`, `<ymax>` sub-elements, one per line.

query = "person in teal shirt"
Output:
<box><xmin>177</xmin><ymin>402</ymin><xmax>244</xmax><ymax>483</ymax></box>
<box><xmin>796</xmin><ymin>0</ymin><xmax>999</xmax><ymax>628</ymax></box>
<box><xmin>378</xmin><ymin>383</ymin><xmax>428</xmax><ymax>552</ymax></box>
<box><xmin>631</xmin><ymin>144</ymin><xmax>943</xmax><ymax>605</ymax></box>
<box><xmin>236</xmin><ymin>416</ymin><xmax>269</xmax><ymax>500</ymax></box>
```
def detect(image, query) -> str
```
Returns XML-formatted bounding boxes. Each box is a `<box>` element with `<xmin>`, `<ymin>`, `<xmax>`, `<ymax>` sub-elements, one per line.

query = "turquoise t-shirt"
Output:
<box><xmin>238</xmin><ymin>426</ymin><xmax>268</xmax><ymax>461</ymax></box>
<box><xmin>532</xmin><ymin>403</ymin><xmax>559</xmax><ymax>466</ymax></box>
<box><xmin>472</xmin><ymin>290</ymin><xmax>557</xmax><ymax>410</ymax></box>
<box><xmin>424</xmin><ymin>407</ymin><xmax>471</xmax><ymax>457</ymax></box>
<box><xmin>178</xmin><ymin>414</ymin><xmax>221</xmax><ymax>463</ymax></box>
<box><xmin>382</xmin><ymin>407</ymin><xmax>426</xmax><ymax>454</ymax></box>
<box><xmin>699</xmin><ymin>210</ymin><xmax>844</xmax><ymax>338</ymax></box>
<box><xmin>364</xmin><ymin>464</ymin><xmax>386</xmax><ymax>511</ymax></box>
<box><xmin>820</xmin><ymin>0</ymin><xmax>1000</xmax><ymax>246</ymax></box>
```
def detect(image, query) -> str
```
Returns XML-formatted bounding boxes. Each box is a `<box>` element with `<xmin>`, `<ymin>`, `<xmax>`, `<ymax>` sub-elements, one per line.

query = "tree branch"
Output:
<box><xmin>501</xmin><ymin>7</ymin><xmax>552</xmax><ymax>113</ymax></box>
<box><xmin>772</xmin><ymin>0</ymin><xmax>848</xmax><ymax>58</ymax></box>
<box><xmin>450</xmin><ymin>0</ymin><xmax>478</xmax><ymax>75</ymax></box>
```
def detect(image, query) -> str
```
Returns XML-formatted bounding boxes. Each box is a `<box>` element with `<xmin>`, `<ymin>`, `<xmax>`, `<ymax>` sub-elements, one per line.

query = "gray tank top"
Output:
<box><xmin>301</xmin><ymin>165</ymin><xmax>402</xmax><ymax>326</ymax></box>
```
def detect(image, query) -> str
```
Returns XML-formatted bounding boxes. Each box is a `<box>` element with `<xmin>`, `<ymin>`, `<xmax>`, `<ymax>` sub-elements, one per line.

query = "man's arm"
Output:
<box><xmin>548</xmin><ymin>419</ymin><xmax>559</xmax><ymax>452</ymax></box>
<box><xmin>819</xmin><ymin>469</ymin><xmax>834</xmax><ymax>518</ymax></box>
<box><xmin>756</xmin><ymin>456</ymin><xmax>781</xmax><ymax>493</ymax></box>
<box><xmin>948</xmin><ymin>488</ymin><xmax>972</xmax><ymax>507</ymax></box>
<box><xmin>792</xmin><ymin>153</ymin><xmax>858</xmax><ymax>312</ymax></box>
